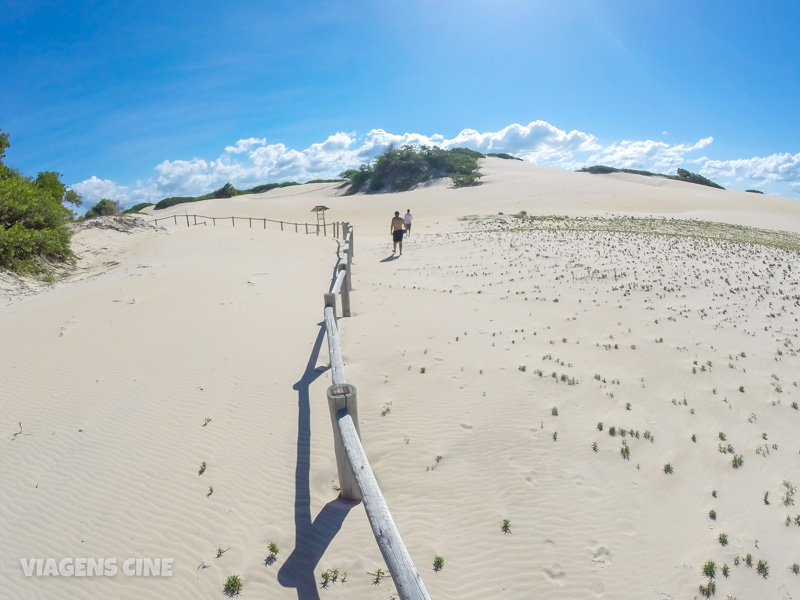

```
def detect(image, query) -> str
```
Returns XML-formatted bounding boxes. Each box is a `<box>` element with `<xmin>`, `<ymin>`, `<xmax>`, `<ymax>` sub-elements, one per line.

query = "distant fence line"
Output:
<box><xmin>146</xmin><ymin>213</ymin><xmax>343</xmax><ymax>237</ymax></box>
<box><xmin>323</xmin><ymin>225</ymin><xmax>431</xmax><ymax>600</ymax></box>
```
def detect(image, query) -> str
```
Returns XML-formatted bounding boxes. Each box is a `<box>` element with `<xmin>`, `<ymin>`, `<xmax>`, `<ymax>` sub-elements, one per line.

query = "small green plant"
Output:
<box><xmin>372</xmin><ymin>568</ymin><xmax>386</xmax><ymax>584</ymax></box>
<box><xmin>698</xmin><ymin>580</ymin><xmax>716</xmax><ymax>598</ymax></box>
<box><xmin>722</xmin><ymin>564</ymin><xmax>729</xmax><ymax>577</ymax></box>
<box><xmin>709</xmin><ymin>509</ymin><xmax>717</xmax><ymax>520</ymax></box>
<box><xmin>756</xmin><ymin>559</ymin><xmax>769</xmax><ymax>578</ymax></box>
<box><xmin>597</xmin><ymin>422</ymin><xmax>603</xmax><ymax>431</ymax></box>
<box><xmin>420</xmin><ymin>367</ymin><xmax>426</xmax><ymax>374</ymax></box>
<box><xmin>265</xmin><ymin>542</ymin><xmax>279</xmax><ymax>565</ymax></box>
<box><xmin>620</xmin><ymin>444</ymin><xmax>630</xmax><ymax>460</ymax></box>
<box><xmin>782</xmin><ymin>480</ymin><xmax>796</xmax><ymax>506</ymax></box>
<box><xmin>764</xmin><ymin>491</ymin><xmax>770</xmax><ymax>505</ymax></box>
<box><xmin>552</xmin><ymin>431</ymin><xmax>558</xmax><ymax>441</ymax></box>
<box><xmin>207</xmin><ymin>486</ymin><xmax>214</xmax><ymax>497</ymax></box>
<box><xmin>551</xmin><ymin>407</ymin><xmax>558</xmax><ymax>416</ymax></box>
<box><xmin>718</xmin><ymin>533</ymin><xmax>728</xmax><ymax>546</ymax></box>
<box><xmin>203</xmin><ymin>417</ymin><xmax>212</xmax><ymax>426</ymax></box>
<box><xmin>609</xmin><ymin>426</ymin><xmax>616</xmax><ymax>436</ymax></box>
<box><xmin>739</xmin><ymin>385</ymin><xmax>745</xmax><ymax>392</ymax></box>
<box><xmin>592</xmin><ymin>442</ymin><xmax>598</xmax><ymax>452</ymax></box>
<box><xmin>732</xmin><ymin>454</ymin><xmax>744</xmax><ymax>469</ymax></box>
<box><xmin>502</xmin><ymin>519</ymin><xmax>511</xmax><ymax>533</ymax></box>
<box><xmin>224</xmin><ymin>574</ymin><xmax>243</xmax><ymax>596</ymax></box>
<box><xmin>702</xmin><ymin>559</ymin><xmax>716</xmax><ymax>578</ymax></box>
<box><xmin>691</xmin><ymin>434</ymin><xmax>696</xmax><ymax>442</ymax></box>
<box><xmin>791</xmin><ymin>562</ymin><xmax>799</xmax><ymax>574</ymax></box>
<box><xmin>712</xmin><ymin>490</ymin><xmax>717</xmax><ymax>498</ymax></box>
<box><xmin>216</xmin><ymin>547</ymin><xmax>230</xmax><ymax>558</ymax></box>
<box><xmin>718</xmin><ymin>432</ymin><xmax>727</xmax><ymax>441</ymax></box>
<box><xmin>745</xmin><ymin>553</ymin><xmax>753</xmax><ymax>567</ymax></box>
<box><xmin>625</xmin><ymin>402</ymin><xmax>631</xmax><ymax>410</ymax></box>
<box><xmin>518</xmin><ymin>365</ymin><xmax>526</xmax><ymax>372</ymax></box>
<box><xmin>199</xmin><ymin>461</ymin><xmax>207</xmax><ymax>475</ymax></box>
<box><xmin>320</xmin><ymin>570</ymin><xmax>331</xmax><ymax>587</ymax></box>
<box><xmin>433</xmin><ymin>556</ymin><xmax>445</xmax><ymax>571</ymax></box>
<box><xmin>663</xmin><ymin>463</ymin><xmax>673</xmax><ymax>474</ymax></box>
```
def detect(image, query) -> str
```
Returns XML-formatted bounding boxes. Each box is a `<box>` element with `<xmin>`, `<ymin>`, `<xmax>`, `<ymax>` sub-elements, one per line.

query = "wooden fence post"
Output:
<box><xmin>249</xmin><ymin>217</ymin><xmax>252</xmax><ymax>228</ymax></box>
<box><xmin>344</xmin><ymin>249</ymin><xmax>352</xmax><ymax>292</ymax></box>
<box><xmin>174</xmin><ymin>215</ymin><xmax>177</xmax><ymax>225</ymax></box>
<box><xmin>324</xmin><ymin>292</ymin><xmax>337</xmax><ymax>321</ymax></box>
<box><xmin>194</xmin><ymin>215</ymin><xmax>197</xmax><ymax>225</ymax></box>
<box><xmin>213</xmin><ymin>218</ymin><xmax>216</xmax><ymax>226</ymax></box>
<box><xmin>344</xmin><ymin>222</ymin><xmax>353</xmax><ymax>258</ymax></box>
<box><xmin>339</xmin><ymin>263</ymin><xmax>351</xmax><ymax>317</ymax></box>
<box><xmin>232</xmin><ymin>216</ymin><xmax>235</xmax><ymax>227</ymax></box>
<box><xmin>327</xmin><ymin>384</ymin><xmax>361</xmax><ymax>502</ymax></box>
<box><xmin>280</xmin><ymin>221</ymin><xmax>284</xmax><ymax>231</ymax></box>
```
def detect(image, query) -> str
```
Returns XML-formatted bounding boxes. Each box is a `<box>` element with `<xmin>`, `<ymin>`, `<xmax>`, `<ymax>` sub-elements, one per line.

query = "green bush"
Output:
<box><xmin>84</xmin><ymin>198</ymin><xmax>121</xmax><ymax>219</ymax></box>
<box><xmin>486</xmin><ymin>152</ymin><xmax>523</xmax><ymax>161</ymax></box>
<box><xmin>340</xmin><ymin>145</ymin><xmax>484</xmax><ymax>194</ymax></box>
<box><xmin>1</xmin><ymin>132</ymin><xmax>78</xmax><ymax>274</ymax></box>
<box><xmin>214</xmin><ymin>182</ymin><xmax>237</xmax><ymax>198</ymax></box>
<box><xmin>123</xmin><ymin>202</ymin><xmax>154</xmax><ymax>214</ymax></box>
<box><xmin>579</xmin><ymin>164</ymin><xmax>724</xmax><ymax>189</ymax></box>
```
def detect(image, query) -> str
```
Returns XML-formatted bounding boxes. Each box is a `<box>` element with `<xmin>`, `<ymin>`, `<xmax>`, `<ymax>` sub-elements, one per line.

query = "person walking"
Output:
<box><xmin>404</xmin><ymin>209</ymin><xmax>413</xmax><ymax>236</ymax></box>
<box><xmin>391</xmin><ymin>211</ymin><xmax>405</xmax><ymax>255</ymax></box>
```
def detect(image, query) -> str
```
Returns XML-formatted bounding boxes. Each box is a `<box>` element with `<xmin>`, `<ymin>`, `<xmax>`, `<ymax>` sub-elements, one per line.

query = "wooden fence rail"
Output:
<box><xmin>147</xmin><ymin>214</ymin><xmax>343</xmax><ymax>237</ymax></box>
<box><xmin>323</xmin><ymin>224</ymin><xmax>431</xmax><ymax>600</ymax></box>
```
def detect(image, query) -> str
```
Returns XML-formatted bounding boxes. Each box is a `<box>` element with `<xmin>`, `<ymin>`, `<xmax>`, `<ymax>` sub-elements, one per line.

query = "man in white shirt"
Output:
<box><xmin>404</xmin><ymin>209</ymin><xmax>413</xmax><ymax>236</ymax></box>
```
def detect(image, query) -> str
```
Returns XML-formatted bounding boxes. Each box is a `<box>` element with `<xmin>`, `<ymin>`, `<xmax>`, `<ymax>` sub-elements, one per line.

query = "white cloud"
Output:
<box><xmin>70</xmin><ymin>122</ymin><xmax>800</xmax><ymax>207</ymax></box>
<box><xmin>702</xmin><ymin>152</ymin><xmax>800</xmax><ymax>184</ymax></box>
<box><xmin>225</xmin><ymin>138</ymin><xmax>266</xmax><ymax>154</ymax></box>
<box><xmin>70</xmin><ymin>176</ymin><xmax>130</xmax><ymax>207</ymax></box>
<box><xmin>584</xmin><ymin>136</ymin><xmax>714</xmax><ymax>171</ymax></box>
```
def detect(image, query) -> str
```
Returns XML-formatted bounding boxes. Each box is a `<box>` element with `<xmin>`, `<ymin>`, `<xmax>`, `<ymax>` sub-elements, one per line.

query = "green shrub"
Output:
<box><xmin>84</xmin><ymin>198</ymin><xmax>121</xmax><ymax>219</ymax></box>
<box><xmin>123</xmin><ymin>202</ymin><xmax>154</xmax><ymax>214</ymax></box>
<box><xmin>578</xmin><ymin>164</ymin><xmax>725</xmax><ymax>189</ymax></box>
<box><xmin>340</xmin><ymin>145</ymin><xmax>483</xmax><ymax>193</ymax></box>
<box><xmin>0</xmin><ymin>133</ymin><xmax>77</xmax><ymax>274</ymax></box>
<box><xmin>486</xmin><ymin>152</ymin><xmax>523</xmax><ymax>161</ymax></box>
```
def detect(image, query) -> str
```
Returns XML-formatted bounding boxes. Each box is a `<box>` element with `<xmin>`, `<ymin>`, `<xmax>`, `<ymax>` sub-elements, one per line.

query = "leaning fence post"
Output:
<box><xmin>327</xmin><ymin>384</ymin><xmax>361</xmax><ymax>502</ymax></box>
<box><xmin>339</xmin><ymin>263</ymin><xmax>351</xmax><ymax>317</ymax></box>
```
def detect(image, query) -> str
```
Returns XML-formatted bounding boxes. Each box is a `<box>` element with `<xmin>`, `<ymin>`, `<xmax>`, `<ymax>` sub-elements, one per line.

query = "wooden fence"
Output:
<box><xmin>147</xmin><ymin>213</ymin><xmax>343</xmax><ymax>237</ymax></box>
<box><xmin>324</xmin><ymin>225</ymin><xmax>432</xmax><ymax>600</ymax></box>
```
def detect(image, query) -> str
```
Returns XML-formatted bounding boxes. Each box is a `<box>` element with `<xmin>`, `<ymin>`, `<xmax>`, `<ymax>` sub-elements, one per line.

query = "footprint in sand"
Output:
<box><xmin>590</xmin><ymin>544</ymin><xmax>612</xmax><ymax>571</ymax></box>
<box><xmin>542</xmin><ymin>564</ymin><xmax>566</xmax><ymax>586</ymax></box>
<box><xmin>459</xmin><ymin>423</ymin><xmax>473</xmax><ymax>431</ymax></box>
<box><xmin>59</xmin><ymin>316</ymin><xmax>77</xmax><ymax>338</ymax></box>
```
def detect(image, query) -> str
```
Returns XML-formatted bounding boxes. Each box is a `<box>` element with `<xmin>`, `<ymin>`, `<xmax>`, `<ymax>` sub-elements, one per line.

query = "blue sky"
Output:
<box><xmin>2</xmin><ymin>0</ymin><xmax>800</xmax><ymax>206</ymax></box>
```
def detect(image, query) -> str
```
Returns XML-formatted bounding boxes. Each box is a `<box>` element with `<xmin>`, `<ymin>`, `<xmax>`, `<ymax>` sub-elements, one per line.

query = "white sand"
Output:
<box><xmin>2</xmin><ymin>158</ymin><xmax>800</xmax><ymax>599</ymax></box>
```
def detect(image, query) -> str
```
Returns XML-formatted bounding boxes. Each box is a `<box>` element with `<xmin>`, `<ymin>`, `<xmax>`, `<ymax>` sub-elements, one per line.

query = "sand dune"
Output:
<box><xmin>2</xmin><ymin>158</ymin><xmax>800</xmax><ymax>599</ymax></box>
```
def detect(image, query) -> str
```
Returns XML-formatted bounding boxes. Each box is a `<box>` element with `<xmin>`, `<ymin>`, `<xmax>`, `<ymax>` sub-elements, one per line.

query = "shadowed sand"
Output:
<box><xmin>2</xmin><ymin>158</ymin><xmax>799</xmax><ymax>599</ymax></box>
